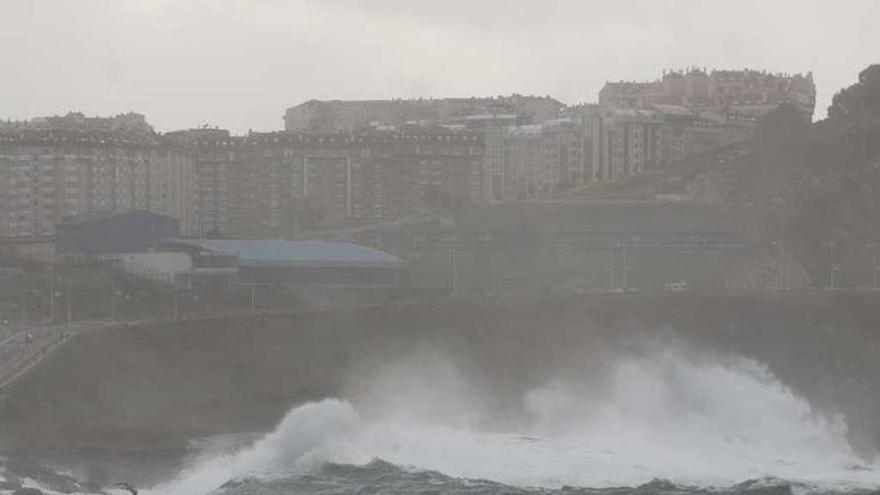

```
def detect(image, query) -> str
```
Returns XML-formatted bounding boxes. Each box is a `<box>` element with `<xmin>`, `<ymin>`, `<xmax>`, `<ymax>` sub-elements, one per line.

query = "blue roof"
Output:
<box><xmin>183</xmin><ymin>239</ymin><xmax>403</xmax><ymax>269</ymax></box>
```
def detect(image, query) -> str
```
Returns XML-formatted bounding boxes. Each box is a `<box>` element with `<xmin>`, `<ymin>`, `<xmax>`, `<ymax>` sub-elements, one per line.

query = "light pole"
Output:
<box><xmin>249</xmin><ymin>270</ymin><xmax>256</xmax><ymax>313</ymax></box>
<box><xmin>21</xmin><ymin>293</ymin><xmax>27</xmax><ymax>332</ymax></box>
<box><xmin>448</xmin><ymin>235</ymin><xmax>457</xmax><ymax>298</ymax></box>
<box><xmin>778</xmin><ymin>241</ymin><xmax>784</xmax><ymax>291</ymax></box>
<box><xmin>110</xmin><ymin>290</ymin><xmax>124</xmax><ymax>322</ymax></box>
<box><xmin>786</xmin><ymin>244</ymin><xmax>793</xmax><ymax>290</ymax></box>
<box><xmin>822</xmin><ymin>241</ymin><xmax>836</xmax><ymax>289</ymax></box>
<box><xmin>173</xmin><ymin>285</ymin><xmax>180</xmax><ymax>320</ymax></box>
<box><xmin>875</xmin><ymin>247</ymin><xmax>880</xmax><ymax>290</ymax></box>
<box><xmin>66</xmin><ymin>275</ymin><xmax>72</xmax><ymax>328</ymax></box>
<box><xmin>48</xmin><ymin>265</ymin><xmax>54</xmax><ymax>322</ymax></box>
<box><xmin>608</xmin><ymin>243</ymin><xmax>616</xmax><ymax>291</ymax></box>
<box><xmin>772</xmin><ymin>240</ymin><xmax>786</xmax><ymax>291</ymax></box>
<box><xmin>869</xmin><ymin>243</ymin><xmax>880</xmax><ymax>289</ymax></box>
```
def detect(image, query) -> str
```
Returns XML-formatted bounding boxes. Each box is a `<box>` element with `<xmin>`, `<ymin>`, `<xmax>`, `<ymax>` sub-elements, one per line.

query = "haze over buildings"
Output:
<box><xmin>0</xmin><ymin>68</ymin><xmax>815</xmax><ymax>239</ymax></box>
<box><xmin>1</xmin><ymin>0</ymin><xmax>877</xmax><ymax>133</ymax></box>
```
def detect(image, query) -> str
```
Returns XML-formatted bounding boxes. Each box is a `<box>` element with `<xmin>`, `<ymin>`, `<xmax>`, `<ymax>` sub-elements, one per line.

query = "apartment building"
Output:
<box><xmin>483</xmin><ymin>118</ymin><xmax>590</xmax><ymax>202</ymax></box>
<box><xmin>169</xmin><ymin>126</ymin><xmax>485</xmax><ymax>237</ymax></box>
<box><xmin>600</xmin><ymin>68</ymin><xmax>816</xmax><ymax>121</ymax></box>
<box><xmin>284</xmin><ymin>95</ymin><xmax>564</xmax><ymax>132</ymax></box>
<box><xmin>0</xmin><ymin>114</ymin><xmax>198</xmax><ymax>238</ymax></box>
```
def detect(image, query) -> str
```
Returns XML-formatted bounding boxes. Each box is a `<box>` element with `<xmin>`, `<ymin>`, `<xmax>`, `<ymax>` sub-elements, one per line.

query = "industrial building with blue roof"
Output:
<box><xmin>157</xmin><ymin>238</ymin><xmax>403</xmax><ymax>290</ymax></box>
<box><xmin>190</xmin><ymin>239</ymin><xmax>403</xmax><ymax>269</ymax></box>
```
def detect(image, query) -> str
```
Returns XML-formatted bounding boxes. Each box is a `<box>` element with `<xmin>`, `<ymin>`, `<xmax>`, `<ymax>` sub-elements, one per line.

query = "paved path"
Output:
<box><xmin>0</xmin><ymin>321</ymin><xmax>116</xmax><ymax>392</ymax></box>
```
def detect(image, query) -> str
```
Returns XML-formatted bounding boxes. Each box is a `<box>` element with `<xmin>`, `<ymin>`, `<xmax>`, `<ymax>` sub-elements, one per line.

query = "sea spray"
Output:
<box><xmin>156</xmin><ymin>349</ymin><xmax>880</xmax><ymax>494</ymax></box>
<box><xmin>153</xmin><ymin>399</ymin><xmax>359</xmax><ymax>495</ymax></box>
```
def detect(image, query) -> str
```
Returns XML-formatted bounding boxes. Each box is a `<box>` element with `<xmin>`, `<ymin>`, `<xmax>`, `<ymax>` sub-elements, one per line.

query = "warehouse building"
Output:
<box><xmin>157</xmin><ymin>239</ymin><xmax>404</xmax><ymax>290</ymax></box>
<box><xmin>56</xmin><ymin>210</ymin><xmax>180</xmax><ymax>255</ymax></box>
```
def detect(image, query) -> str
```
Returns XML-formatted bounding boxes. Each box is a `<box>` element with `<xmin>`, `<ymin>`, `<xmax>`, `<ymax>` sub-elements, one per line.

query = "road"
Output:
<box><xmin>2</xmin><ymin>288</ymin><xmax>878</xmax><ymax>394</ymax></box>
<box><xmin>0</xmin><ymin>320</ymin><xmax>118</xmax><ymax>392</ymax></box>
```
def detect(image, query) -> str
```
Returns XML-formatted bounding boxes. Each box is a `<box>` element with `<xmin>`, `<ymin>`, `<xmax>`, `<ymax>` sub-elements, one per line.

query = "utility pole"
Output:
<box><xmin>608</xmin><ymin>244</ymin><xmax>616</xmax><ymax>291</ymax></box>
<box><xmin>875</xmin><ymin>246</ymin><xmax>880</xmax><ymax>290</ymax></box>
<box><xmin>448</xmin><ymin>235</ymin><xmax>457</xmax><ymax>298</ymax></box>
<box><xmin>621</xmin><ymin>242</ymin><xmax>628</xmax><ymax>289</ymax></box>
<box><xmin>831</xmin><ymin>243</ymin><xmax>837</xmax><ymax>290</ymax></box>
<box><xmin>822</xmin><ymin>241</ymin><xmax>837</xmax><ymax>289</ymax></box>
<box><xmin>48</xmin><ymin>266</ymin><xmax>55</xmax><ymax>322</ymax></box>
<box><xmin>789</xmin><ymin>244</ymin><xmax>795</xmax><ymax>290</ymax></box>
<box><xmin>777</xmin><ymin>241</ymin><xmax>785</xmax><ymax>291</ymax></box>
<box><xmin>250</xmin><ymin>270</ymin><xmax>256</xmax><ymax>313</ymax></box>
<box><xmin>21</xmin><ymin>293</ymin><xmax>27</xmax><ymax>332</ymax></box>
<box><xmin>870</xmin><ymin>243</ymin><xmax>880</xmax><ymax>289</ymax></box>
<box><xmin>173</xmin><ymin>286</ymin><xmax>179</xmax><ymax>320</ymax></box>
<box><xmin>66</xmin><ymin>276</ymin><xmax>72</xmax><ymax>328</ymax></box>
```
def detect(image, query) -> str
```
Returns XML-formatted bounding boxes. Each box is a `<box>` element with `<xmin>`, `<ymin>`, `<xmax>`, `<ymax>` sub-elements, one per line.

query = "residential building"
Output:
<box><xmin>284</xmin><ymin>95</ymin><xmax>564</xmax><ymax>132</ymax></box>
<box><xmin>0</xmin><ymin>114</ymin><xmax>198</xmax><ymax>238</ymax></box>
<box><xmin>169</xmin><ymin>126</ymin><xmax>485</xmax><ymax>237</ymax></box>
<box><xmin>484</xmin><ymin>118</ymin><xmax>591</xmax><ymax>202</ymax></box>
<box><xmin>599</xmin><ymin>68</ymin><xmax>816</xmax><ymax>121</ymax></box>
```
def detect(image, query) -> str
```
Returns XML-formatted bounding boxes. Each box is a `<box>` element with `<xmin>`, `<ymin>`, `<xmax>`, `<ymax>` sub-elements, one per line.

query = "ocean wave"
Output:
<box><xmin>208</xmin><ymin>459</ymin><xmax>878</xmax><ymax>495</ymax></box>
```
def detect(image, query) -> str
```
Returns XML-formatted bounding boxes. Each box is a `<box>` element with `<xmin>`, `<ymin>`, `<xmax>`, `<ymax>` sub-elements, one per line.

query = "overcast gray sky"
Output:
<box><xmin>2</xmin><ymin>0</ymin><xmax>877</xmax><ymax>133</ymax></box>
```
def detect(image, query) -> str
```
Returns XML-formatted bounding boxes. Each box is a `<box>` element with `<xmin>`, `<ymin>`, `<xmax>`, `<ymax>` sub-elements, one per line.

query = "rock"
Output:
<box><xmin>12</xmin><ymin>488</ymin><xmax>44</xmax><ymax>495</ymax></box>
<box><xmin>0</xmin><ymin>481</ymin><xmax>23</xmax><ymax>491</ymax></box>
<box><xmin>2</xmin><ymin>457</ymin><xmax>81</xmax><ymax>494</ymax></box>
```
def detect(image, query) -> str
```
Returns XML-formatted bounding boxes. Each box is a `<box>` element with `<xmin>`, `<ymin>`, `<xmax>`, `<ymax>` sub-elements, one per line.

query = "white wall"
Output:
<box><xmin>121</xmin><ymin>252</ymin><xmax>192</xmax><ymax>275</ymax></box>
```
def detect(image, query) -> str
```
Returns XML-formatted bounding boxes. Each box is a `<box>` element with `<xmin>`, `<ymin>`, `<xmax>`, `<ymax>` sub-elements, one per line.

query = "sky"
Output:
<box><xmin>1</xmin><ymin>0</ymin><xmax>878</xmax><ymax>134</ymax></box>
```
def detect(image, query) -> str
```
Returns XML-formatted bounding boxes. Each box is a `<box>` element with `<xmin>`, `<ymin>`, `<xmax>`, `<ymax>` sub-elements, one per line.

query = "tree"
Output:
<box><xmin>759</xmin><ymin>102</ymin><xmax>810</xmax><ymax>151</ymax></box>
<box><xmin>827</xmin><ymin>64</ymin><xmax>880</xmax><ymax>121</ymax></box>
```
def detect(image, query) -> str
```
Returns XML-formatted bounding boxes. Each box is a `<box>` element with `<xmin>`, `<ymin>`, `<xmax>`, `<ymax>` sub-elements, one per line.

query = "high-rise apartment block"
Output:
<box><xmin>0</xmin><ymin>113</ymin><xmax>198</xmax><ymax>238</ymax></box>
<box><xmin>599</xmin><ymin>68</ymin><xmax>815</xmax><ymax>121</ymax></box>
<box><xmin>0</xmin><ymin>70</ymin><xmax>817</xmax><ymax>239</ymax></box>
<box><xmin>167</xmin><ymin>127</ymin><xmax>484</xmax><ymax>236</ymax></box>
<box><xmin>284</xmin><ymin>95</ymin><xmax>564</xmax><ymax>132</ymax></box>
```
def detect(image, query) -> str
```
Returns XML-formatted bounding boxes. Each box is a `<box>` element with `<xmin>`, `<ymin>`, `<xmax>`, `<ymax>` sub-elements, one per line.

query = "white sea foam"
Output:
<box><xmin>156</xmin><ymin>349</ymin><xmax>880</xmax><ymax>495</ymax></box>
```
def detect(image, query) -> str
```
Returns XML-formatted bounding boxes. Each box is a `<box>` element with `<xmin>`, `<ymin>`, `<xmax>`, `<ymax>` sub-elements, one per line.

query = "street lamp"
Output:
<box><xmin>771</xmin><ymin>240</ymin><xmax>787</xmax><ymax>291</ymax></box>
<box><xmin>47</xmin><ymin>265</ymin><xmax>55</xmax><ymax>322</ymax></box>
<box><xmin>110</xmin><ymin>290</ymin><xmax>124</xmax><ymax>322</ymax></box>
<box><xmin>821</xmin><ymin>241</ymin><xmax>837</xmax><ymax>289</ymax></box>
<box><xmin>66</xmin><ymin>275</ymin><xmax>72</xmax><ymax>328</ymax></box>
<box><xmin>868</xmin><ymin>243</ymin><xmax>880</xmax><ymax>289</ymax></box>
<box><xmin>875</xmin><ymin>249</ymin><xmax>880</xmax><ymax>290</ymax></box>
<box><xmin>607</xmin><ymin>243</ymin><xmax>617</xmax><ymax>291</ymax></box>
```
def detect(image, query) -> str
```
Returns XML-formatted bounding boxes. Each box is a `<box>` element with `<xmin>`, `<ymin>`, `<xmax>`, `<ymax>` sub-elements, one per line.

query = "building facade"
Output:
<box><xmin>1</xmin><ymin>70</ymin><xmax>809</xmax><ymax>241</ymax></box>
<box><xmin>0</xmin><ymin>114</ymin><xmax>198</xmax><ymax>238</ymax></box>
<box><xmin>284</xmin><ymin>95</ymin><xmax>564</xmax><ymax>132</ymax></box>
<box><xmin>483</xmin><ymin>119</ymin><xmax>590</xmax><ymax>202</ymax></box>
<box><xmin>599</xmin><ymin>68</ymin><xmax>816</xmax><ymax>121</ymax></box>
<box><xmin>169</xmin><ymin>126</ymin><xmax>485</xmax><ymax>237</ymax></box>
<box><xmin>55</xmin><ymin>210</ymin><xmax>180</xmax><ymax>254</ymax></box>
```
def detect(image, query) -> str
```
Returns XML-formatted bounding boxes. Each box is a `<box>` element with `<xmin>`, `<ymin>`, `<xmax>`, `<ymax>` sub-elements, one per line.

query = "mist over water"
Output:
<box><xmin>155</xmin><ymin>345</ymin><xmax>880</xmax><ymax>495</ymax></box>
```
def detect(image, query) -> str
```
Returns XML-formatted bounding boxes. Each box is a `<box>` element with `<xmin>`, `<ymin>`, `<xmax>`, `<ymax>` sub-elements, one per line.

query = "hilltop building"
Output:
<box><xmin>574</xmin><ymin>103</ymin><xmax>753</xmax><ymax>183</ymax></box>
<box><xmin>283</xmin><ymin>95</ymin><xmax>564</xmax><ymax>132</ymax></box>
<box><xmin>0</xmin><ymin>68</ymin><xmax>814</xmax><ymax>241</ymax></box>
<box><xmin>599</xmin><ymin>68</ymin><xmax>816</xmax><ymax>121</ymax></box>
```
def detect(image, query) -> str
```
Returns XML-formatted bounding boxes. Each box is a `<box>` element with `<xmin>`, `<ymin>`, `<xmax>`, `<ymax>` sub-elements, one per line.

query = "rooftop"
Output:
<box><xmin>172</xmin><ymin>239</ymin><xmax>403</xmax><ymax>269</ymax></box>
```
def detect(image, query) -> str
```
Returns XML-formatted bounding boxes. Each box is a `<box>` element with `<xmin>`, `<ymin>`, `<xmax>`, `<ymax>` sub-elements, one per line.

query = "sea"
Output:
<box><xmin>2</xmin><ymin>347</ymin><xmax>879</xmax><ymax>495</ymax></box>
